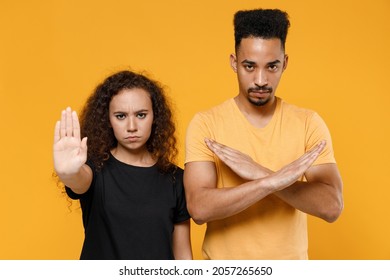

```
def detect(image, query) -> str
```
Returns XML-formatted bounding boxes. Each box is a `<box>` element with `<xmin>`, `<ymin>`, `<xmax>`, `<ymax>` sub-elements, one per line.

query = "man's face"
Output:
<box><xmin>231</xmin><ymin>37</ymin><xmax>288</xmax><ymax>107</ymax></box>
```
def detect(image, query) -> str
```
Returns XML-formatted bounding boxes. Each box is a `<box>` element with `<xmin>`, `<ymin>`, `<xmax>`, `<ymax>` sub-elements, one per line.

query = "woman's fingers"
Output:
<box><xmin>54</xmin><ymin>120</ymin><xmax>61</xmax><ymax>143</ymax></box>
<box><xmin>57</xmin><ymin>107</ymin><xmax>80</xmax><ymax>139</ymax></box>
<box><xmin>72</xmin><ymin>110</ymin><xmax>81</xmax><ymax>140</ymax></box>
<box><xmin>60</xmin><ymin>109</ymin><xmax>66</xmax><ymax>138</ymax></box>
<box><xmin>65</xmin><ymin>107</ymin><xmax>73</xmax><ymax>137</ymax></box>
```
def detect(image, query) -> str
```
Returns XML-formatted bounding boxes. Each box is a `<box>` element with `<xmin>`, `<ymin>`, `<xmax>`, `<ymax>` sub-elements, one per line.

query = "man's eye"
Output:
<box><xmin>245</xmin><ymin>65</ymin><xmax>254</xmax><ymax>71</ymax></box>
<box><xmin>269</xmin><ymin>65</ymin><xmax>278</xmax><ymax>71</ymax></box>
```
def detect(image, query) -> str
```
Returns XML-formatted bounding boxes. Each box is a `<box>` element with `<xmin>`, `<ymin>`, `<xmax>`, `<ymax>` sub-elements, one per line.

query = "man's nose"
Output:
<box><xmin>254</xmin><ymin>69</ymin><xmax>268</xmax><ymax>87</ymax></box>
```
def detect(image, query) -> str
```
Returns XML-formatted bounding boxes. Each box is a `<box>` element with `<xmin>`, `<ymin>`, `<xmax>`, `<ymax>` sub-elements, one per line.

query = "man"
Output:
<box><xmin>184</xmin><ymin>9</ymin><xmax>343</xmax><ymax>259</ymax></box>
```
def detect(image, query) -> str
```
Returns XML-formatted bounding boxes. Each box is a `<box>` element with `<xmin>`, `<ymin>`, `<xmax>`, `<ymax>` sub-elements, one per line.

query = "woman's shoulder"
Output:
<box><xmin>168</xmin><ymin>165</ymin><xmax>184</xmax><ymax>184</ymax></box>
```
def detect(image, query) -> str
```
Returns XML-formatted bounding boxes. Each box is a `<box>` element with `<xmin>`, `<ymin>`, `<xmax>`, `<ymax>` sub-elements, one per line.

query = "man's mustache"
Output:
<box><xmin>248</xmin><ymin>86</ymin><xmax>273</xmax><ymax>93</ymax></box>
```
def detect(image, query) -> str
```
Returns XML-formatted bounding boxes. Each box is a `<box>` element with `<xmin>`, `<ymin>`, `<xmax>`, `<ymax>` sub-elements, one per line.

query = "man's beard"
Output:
<box><xmin>247</xmin><ymin>86</ymin><xmax>273</xmax><ymax>106</ymax></box>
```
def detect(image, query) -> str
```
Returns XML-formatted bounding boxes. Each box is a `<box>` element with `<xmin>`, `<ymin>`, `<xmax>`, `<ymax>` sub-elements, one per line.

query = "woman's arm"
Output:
<box><xmin>53</xmin><ymin>107</ymin><xmax>92</xmax><ymax>194</ymax></box>
<box><xmin>172</xmin><ymin>219</ymin><xmax>193</xmax><ymax>260</ymax></box>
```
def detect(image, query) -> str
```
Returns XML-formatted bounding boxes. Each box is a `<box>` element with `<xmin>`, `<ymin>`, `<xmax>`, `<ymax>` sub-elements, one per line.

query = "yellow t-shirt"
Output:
<box><xmin>185</xmin><ymin>97</ymin><xmax>335</xmax><ymax>259</ymax></box>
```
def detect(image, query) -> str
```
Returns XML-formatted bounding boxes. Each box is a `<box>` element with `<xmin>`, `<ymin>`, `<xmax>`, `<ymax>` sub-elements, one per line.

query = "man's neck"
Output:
<box><xmin>234</xmin><ymin>95</ymin><xmax>277</xmax><ymax>129</ymax></box>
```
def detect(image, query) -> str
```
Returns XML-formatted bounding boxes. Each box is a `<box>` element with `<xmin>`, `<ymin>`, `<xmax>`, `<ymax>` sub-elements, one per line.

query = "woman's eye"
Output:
<box><xmin>115</xmin><ymin>114</ymin><xmax>125</xmax><ymax>120</ymax></box>
<box><xmin>137</xmin><ymin>113</ymin><xmax>146</xmax><ymax>119</ymax></box>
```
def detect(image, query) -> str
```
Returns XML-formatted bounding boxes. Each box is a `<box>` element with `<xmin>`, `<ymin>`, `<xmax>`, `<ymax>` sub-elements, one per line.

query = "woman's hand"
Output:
<box><xmin>53</xmin><ymin>107</ymin><xmax>87</xmax><ymax>176</ymax></box>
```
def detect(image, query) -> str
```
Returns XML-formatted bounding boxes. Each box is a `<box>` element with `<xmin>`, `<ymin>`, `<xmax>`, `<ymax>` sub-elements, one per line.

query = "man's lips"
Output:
<box><xmin>249</xmin><ymin>90</ymin><xmax>272</xmax><ymax>98</ymax></box>
<box><xmin>250</xmin><ymin>90</ymin><xmax>271</xmax><ymax>94</ymax></box>
<box><xmin>248</xmin><ymin>87</ymin><xmax>272</xmax><ymax>94</ymax></box>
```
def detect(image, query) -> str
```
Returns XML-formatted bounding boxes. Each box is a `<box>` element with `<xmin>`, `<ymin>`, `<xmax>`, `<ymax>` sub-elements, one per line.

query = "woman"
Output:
<box><xmin>53</xmin><ymin>70</ymin><xmax>192</xmax><ymax>260</ymax></box>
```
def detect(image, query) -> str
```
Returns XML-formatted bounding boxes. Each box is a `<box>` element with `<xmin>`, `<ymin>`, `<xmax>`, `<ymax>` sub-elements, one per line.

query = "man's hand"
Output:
<box><xmin>205</xmin><ymin>138</ymin><xmax>272</xmax><ymax>180</ymax></box>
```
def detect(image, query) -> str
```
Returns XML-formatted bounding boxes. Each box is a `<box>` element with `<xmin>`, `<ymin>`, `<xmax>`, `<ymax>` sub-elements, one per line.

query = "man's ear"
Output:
<box><xmin>230</xmin><ymin>53</ymin><xmax>238</xmax><ymax>73</ymax></box>
<box><xmin>283</xmin><ymin>54</ymin><xmax>289</xmax><ymax>71</ymax></box>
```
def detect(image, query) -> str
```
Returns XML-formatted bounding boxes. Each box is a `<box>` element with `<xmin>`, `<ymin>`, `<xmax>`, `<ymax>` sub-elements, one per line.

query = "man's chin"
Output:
<box><xmin>249</xmin><ymin>97</ymin><xmax>270</xmax><ymax>107</ymax></box>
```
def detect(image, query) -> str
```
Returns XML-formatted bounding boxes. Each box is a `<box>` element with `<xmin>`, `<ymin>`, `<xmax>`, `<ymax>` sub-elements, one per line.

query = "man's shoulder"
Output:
<box><xmin>278</xmin><ymin>98</ymin><xmax>328</xmax><ymax>131</ymax></box>
<box><xmin>279</xmin><ymin>98</ymin><xmax>316</xmax><ymax>117</ymax></box>
<box><xmin>194</xmin><ymin>98</ymin><xmax>234</xmax><ymax>118</ymax></box>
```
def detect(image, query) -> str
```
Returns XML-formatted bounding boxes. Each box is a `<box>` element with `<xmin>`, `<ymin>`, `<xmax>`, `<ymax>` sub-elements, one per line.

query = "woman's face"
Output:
<box><xmin>109</xmin><ymin>88</ymin><xmax>154</xmax><ymax>154</ymax></box>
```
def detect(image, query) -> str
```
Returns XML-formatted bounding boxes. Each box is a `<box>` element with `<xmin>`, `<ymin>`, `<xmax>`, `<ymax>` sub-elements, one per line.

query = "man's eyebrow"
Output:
<box><xmin>241</xmin><ymin>59</ymin><xmax>256</xmax><ymax>65</ymax></box>
<box><xmin>241</xmin><ymin>59</ymin><xmax>282</xmax><ymax>65</ymax></box>
<box><xmin>267</xmin><ymin>59</ymin><xmax>282</xmax><ymax>65</ymax></box>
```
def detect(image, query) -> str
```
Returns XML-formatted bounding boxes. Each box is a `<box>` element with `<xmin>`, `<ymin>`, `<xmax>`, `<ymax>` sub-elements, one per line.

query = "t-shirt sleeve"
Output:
<box><xmin>173</xmin><ymin>168</ymin><xmax>191</xmax><ymax>223</ymax></box>
<box><xmin>306</xmin><ymin>112</ymin><xmax>337</xmax><ymax>165</ymax></box>
<box><xmin>65</xmin><ymin>186</ymin><xmax>81</xmax><ymax>200</ymax></box>
<box><xmin>185</xmin><ymin>113</ymin><xmax>215</xmax><ymax>164</ymax></box>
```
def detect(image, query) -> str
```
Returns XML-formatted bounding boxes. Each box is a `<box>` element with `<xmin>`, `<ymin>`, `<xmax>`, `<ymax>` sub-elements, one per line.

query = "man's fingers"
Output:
<box><xmin>205</xmin><ymin>138</ymin><xmax>221</xmax><ymax>154</ymax></box>
<box><xmin>307</xmin><ymin>140</ymin><xmax>326</xmax><ymax>162</ymax></box>
<box><xmin>312</xmin><ymin>140</ymin><xmax>326</xmax><ymax>153</ymax></box>
<box><xmin>299</xmin><ymin>140</ymin><xmax>326</xmax><ymax>167</ymax></box>
<box><xmin>205</xmin><ymin>138</ymin><xmax>239</xmax><ymax>159</ymax></box>
<box><xmin>301</xmin><ymin>140</ymin><xmax>326</xmax><ymax>161</ymax></box>
<box><xmin>205</xmin><ymin>138</ymin><xmax>231</xmax><ymax>162</ymax></box>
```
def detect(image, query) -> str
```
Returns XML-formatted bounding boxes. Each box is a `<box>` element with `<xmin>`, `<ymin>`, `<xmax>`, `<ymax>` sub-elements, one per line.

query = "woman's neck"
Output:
<box><xmin>110</xmin><ymin>146</ymin><xmax>156</xmax><ymax>167</ymax></box>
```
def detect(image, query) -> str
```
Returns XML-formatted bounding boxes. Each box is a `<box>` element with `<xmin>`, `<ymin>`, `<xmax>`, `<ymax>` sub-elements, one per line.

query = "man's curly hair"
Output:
<box><xmin>234</xmin><ymin>9</ymin><xmax>290</xmax><ymax>52</ymax></box>
<box><xmin>79</xmin><ymin>70</ymin><xmax>178</xmax><ymax>174</ymax></box>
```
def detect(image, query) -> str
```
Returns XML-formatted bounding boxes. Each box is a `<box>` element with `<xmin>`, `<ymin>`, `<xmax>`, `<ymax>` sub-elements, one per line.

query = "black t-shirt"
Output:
<box><xmin>66</xmin><ymin>155</ymin><xmax>190</xmax><ymax>260</ymax></box>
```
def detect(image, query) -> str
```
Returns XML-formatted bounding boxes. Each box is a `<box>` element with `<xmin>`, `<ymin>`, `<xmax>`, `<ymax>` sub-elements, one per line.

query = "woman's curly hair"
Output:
<box><xmin>79</xmin><ymin>70</ymin><xmax>178</xmax><ymax>173</ymax></box>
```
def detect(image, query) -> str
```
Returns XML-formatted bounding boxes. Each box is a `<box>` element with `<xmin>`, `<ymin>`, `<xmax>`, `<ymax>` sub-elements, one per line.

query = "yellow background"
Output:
<box><xmin>1</xmin><ymin>0</ymin><xmax>389</xmax><ymax>259</ymax></box>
